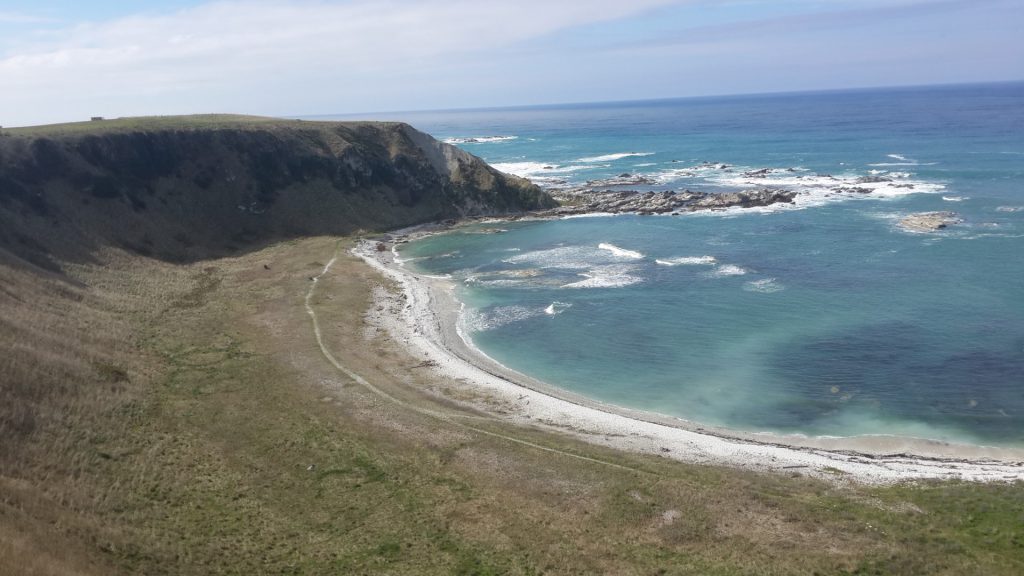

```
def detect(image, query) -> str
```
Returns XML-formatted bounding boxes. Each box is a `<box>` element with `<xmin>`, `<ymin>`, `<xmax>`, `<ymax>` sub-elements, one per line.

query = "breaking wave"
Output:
<box><xmin>443</xmin><ymin>136</ymin><xmax>518</xmax><ymax>144</ymax></box>
<box><xmin>655</xmin><ymin>256</ymin><xmax>717</xmax><ymax>266</ymax></box>
<box><xmin>743</xmin><ymin>278</ymin><xmax>785</xmax><ymax>293</ymax></box>
<box><xmin>598</xmin><ymin>242</ymin><xmax>644</xmax><ymax>259</ymax></box>
<box><xmin>460</xmin><ymin>305</ymin><xmax>544</xmax><ymax>332</ymax></box>
<box><xmin>577</xmin><ymin>152</ymin><xmax>655</xmax><ymax>163</ymax></box>
<box><xmin>704</xmin><ymin>264</ymin><xmax>748</xmax><ymax>278</ymax></box>
<box><xmin>561</xmin><ymin>264</ymin><xmax>643</xmax><ymax>289</ymax></box>
<box><xmin>544</xmin><ymin>301</ymin><xmax>572</xmax><ymax>315</ymax></box>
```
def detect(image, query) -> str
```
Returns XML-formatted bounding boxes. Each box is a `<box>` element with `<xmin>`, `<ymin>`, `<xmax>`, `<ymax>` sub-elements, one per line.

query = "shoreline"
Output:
<box><xmin>352</xmin><ymin>222</ymin><xmax>1024</xmax><ymax>484</ymax></box>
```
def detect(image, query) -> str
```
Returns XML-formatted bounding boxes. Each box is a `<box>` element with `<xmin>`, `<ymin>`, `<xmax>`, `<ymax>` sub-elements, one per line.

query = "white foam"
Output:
<box><xmin>556</xmin><ymin>165</ymin><xmax>607</xmax><ymax>173</ymax></box>
<box><xmin>492</xmin><ymin>161</ymin><xmax>604</xmax><ymax>180</ymax></box>
<box><xmin>561</xmin><ymin>264</ymin><xmax>643</xmax><ymax>289</ymax></box>
<box><xmin>598</xmin><ymin>242</ymin><xmax>644</xmax><ymax>259</ymax></box>
<box><xmin>867</xmin><ymin>162</ymin><xmax>938</xmax><ymax>167</ymax></box>
<box><xmin>392</xmin><ymin>253</ymin><xmax>427</xmax><ymax>265</ymax></box>
<box><xmin>461</xmin><ymin>305</ymin><xmax>544</xmax><ymax>332</ymax></box>
<box><xmin>650</xmin><ymin>162</ymin><xmax>744</xmax><ymax>184</ymax></box>
<box><xmin>576</xmin><ymin>152</ymin><xmax>654</xmax><ymax>163</ymax></box>
<box><xmin>443</xmin><ymin>136</ymin><xmax>518</xmax><ymax>144</ymax></box>
<box><xmin>504</xmin><ymin>246</ymin><xmax>603</xmax><ymax>270</ymax></box>
<box><xmin>996</xmin><ymin>206</ymin><xmax>1024</xmax><ymax>212</ymax></box>
<box><xmin>489</xmin><ymin>162</ymin><xmax>554</xmax><ymax>177</ymax></box>
<box><xmin>544</xmin><ymin>301</ymin><xmax>572</xmax><ymax>315</ymax></box>
<box><xmin>464</xmin><ymin>276</ymin><xmax>522</xmax><ymax>288</ymax></box>
<box><xmin>705</xmin><ymin>264</ymin><xmax>747</xmax><ymax>278</ymax></box>
<box><xmin>702</xmin><ymin>169</ymin><xmax>945</xmax><ymax>213</ymax></box>
<box><xmin>942</xmin><ymin>196</ymin><xmax>967</xmax><ymax>202</ymax></box>
<box><xmin>560</xmin><ymin>212</ymin><xmax>619</xmax><ymax>219</ymax></box>
<box><xmin>887</xmin><ymin>153</ymin><xmax>910</xmax><ymax>161</ymax></box>
<box><xmin>655</xmin><ymin>256</ymin><xmax>717</xmax><ymax>266</ymax></box>
<box><xmin>743</xmin><ymin>278</ymin><xmax>784</xmax><ymax>293</ymax></box>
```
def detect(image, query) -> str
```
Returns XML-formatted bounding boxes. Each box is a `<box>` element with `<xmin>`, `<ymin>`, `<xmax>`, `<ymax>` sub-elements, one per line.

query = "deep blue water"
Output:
<box><xmin>332</xmin><ymin>83</ymin><xmax>1024</xmax><ymax>446</ymax></box>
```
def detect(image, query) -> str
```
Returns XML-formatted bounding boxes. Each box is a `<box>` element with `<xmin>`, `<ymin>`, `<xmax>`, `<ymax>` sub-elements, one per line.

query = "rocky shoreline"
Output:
<box><xmin>354</xmin><ymin>233</ymin><xmax>1024</xmax><ymax>484</ymax></box>
<box><xmin>544</xmin><ymin>187</ymin><xmax>797</xmax><ymax>216</ymax></box>
<box><xmin>529</xmin><ymin>165</ymin><xmax>930</xmax><ymax>217</ymax></box>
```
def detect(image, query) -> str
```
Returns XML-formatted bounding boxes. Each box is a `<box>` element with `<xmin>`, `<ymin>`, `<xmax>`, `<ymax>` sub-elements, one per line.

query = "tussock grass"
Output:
<box><xmin>4</xmin><ymin>114</ymin><xmax>335</xmax><ymax>137</ymax></box>
<box><xmin>1</xmin><ymin>237</ymin><xmax>1023</xmax><ymax>575</ymax></box>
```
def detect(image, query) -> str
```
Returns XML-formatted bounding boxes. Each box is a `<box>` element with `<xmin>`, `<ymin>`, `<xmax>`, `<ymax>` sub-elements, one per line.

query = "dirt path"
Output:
<box><xmin>305</xmin><ymin>243</ymin><xmax>645</xmax><ymax>474</ymax></box>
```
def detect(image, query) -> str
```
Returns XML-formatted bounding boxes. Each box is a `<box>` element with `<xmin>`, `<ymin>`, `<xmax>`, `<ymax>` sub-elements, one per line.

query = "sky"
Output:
<box><xmin>1</xmin><ymin>0</ymin><xmax>1022</xmax><ymax>126</ymax></box>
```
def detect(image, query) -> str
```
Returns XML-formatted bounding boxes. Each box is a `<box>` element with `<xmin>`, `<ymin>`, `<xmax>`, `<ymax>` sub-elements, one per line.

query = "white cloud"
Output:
<box><xmin>0</xmin><ymin>11</ymin><xmax>54</xmax><ymax>24</ymax></box>
<box><xmin>0</xmin><ymin>0</ymin><xmax>678</xmax><ymax>125</ymax></box>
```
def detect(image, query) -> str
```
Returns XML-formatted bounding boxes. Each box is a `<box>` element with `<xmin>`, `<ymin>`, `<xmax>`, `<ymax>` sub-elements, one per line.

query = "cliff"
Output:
<box><xmin>0</xmin><ymin>115</ymin><xmax>554</xmax><ymax>268</ymax></box>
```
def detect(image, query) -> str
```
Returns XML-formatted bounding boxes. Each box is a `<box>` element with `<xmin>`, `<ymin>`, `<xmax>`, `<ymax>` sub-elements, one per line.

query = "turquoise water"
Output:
<box><xmin>386</xmin><ymin>84</ymin><xmax>1024</xmax><ymax>446</ymax></box>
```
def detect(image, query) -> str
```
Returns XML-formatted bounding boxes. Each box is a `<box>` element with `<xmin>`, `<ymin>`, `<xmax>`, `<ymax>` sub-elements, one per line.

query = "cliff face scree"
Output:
<box><xmin>0</xmin><ymin>116</ymin><xmax>554</xmax><ymax>268</ymax></box>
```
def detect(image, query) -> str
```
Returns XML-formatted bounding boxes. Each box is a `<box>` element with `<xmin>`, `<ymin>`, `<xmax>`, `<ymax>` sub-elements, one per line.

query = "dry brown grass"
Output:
<box><xmin>1</xmin><ymin>237</ymin><xmax>1023</xmax><ymax>575</ymax></box>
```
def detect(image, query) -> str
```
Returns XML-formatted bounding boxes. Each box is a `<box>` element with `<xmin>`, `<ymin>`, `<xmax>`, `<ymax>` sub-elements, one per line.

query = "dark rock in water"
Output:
<box><xmin>546</xmin><ymin>187</ymin><xmax>795</xmax><ymax>216</ymax></box>
<box><xmin>833</xmin><ymin>186</ymin><xmax>872</xmax><ymax>194</ymax></box>
<box><xmin>741</xmin><ymin>168</ymin><xmax>772</xmax><ymax>178</ymax></box>
<box><xmin>584</xmin><ymin>173</ymin><xmax>657</xmax><ymax>188</ymax></box>
<box><xmin>686</xmin><ymin>189</ymin><xmax>796</xmax><ymax>210</ymax></box>
<box><xmin>898</xmin><ymin>211</ymin><xmax>962</xmax><ymax>232</ymax></box>
<box><xmin>856</xmin><ymin>175</ymin><xmax>893</xmax><ymax>184</ymax></box>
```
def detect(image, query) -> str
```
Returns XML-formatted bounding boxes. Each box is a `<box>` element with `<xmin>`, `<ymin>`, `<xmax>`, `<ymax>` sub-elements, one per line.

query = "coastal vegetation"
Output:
<box><xmin>2</xmin><ymin>117</ymin><xmax>1022</xmax><ymax>575</ymax></box>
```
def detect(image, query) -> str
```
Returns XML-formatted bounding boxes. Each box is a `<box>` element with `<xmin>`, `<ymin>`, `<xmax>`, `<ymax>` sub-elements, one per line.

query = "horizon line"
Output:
<box><xmin>298</xmin><ymin>78</ymin><xmax>1024</xmax><ymax>120</ymax></box>
<box><xmin>5</xmin><ymin>79</ymin><xmax>1021</xmax><ymax>130</ymax></box>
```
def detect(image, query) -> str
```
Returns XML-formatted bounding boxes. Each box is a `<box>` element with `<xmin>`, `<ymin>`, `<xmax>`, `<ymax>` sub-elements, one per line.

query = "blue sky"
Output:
<box><xmin>1</xmin><ymin>0</ymin><xmax>1021</xmax><ymax>126</ymax></box>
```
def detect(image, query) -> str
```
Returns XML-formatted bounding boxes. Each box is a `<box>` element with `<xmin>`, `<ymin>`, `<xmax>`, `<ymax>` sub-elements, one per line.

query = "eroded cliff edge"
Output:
<box><xmin>0</xmin><ymin>115</ymin><xmax>555</xmax><ymax>268</ymax></box>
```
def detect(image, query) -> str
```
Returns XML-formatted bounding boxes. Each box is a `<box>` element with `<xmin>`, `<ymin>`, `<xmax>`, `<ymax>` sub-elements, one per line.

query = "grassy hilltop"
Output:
<box><xmin>0</xmin><ymin>114</ymin><xmax>552</xmax><ymax>267</ymax></box>
<box><xmin>1</xmin><ymin>116</ymin><xmax>1023</xmax><ymax>575</ymax></box>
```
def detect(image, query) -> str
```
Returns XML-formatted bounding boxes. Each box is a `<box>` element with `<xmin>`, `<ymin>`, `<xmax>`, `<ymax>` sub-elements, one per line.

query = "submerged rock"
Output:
<box><xmin>898</xmin><ymin>211</ymin><xmax>963</xmax><ymax>232</ymax></box>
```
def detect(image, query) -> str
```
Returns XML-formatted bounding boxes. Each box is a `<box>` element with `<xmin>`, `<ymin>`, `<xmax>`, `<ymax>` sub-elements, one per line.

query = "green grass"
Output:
<box><xmin>2</xmin><ymin>236</ymin><xmax>1023</xmax><ymax>575</ymax></box>
<box><xmin>1</xmin><ymin>113</ymin><xmax>401</xmax><ymax>137</ymax></box>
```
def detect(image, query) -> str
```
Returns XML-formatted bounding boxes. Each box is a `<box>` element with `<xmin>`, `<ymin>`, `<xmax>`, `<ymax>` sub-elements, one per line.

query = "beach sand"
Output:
<box><xmin>349</xmin><ymin>224</ymin><xmax>1024</xmax><ymax>484</ymax></box>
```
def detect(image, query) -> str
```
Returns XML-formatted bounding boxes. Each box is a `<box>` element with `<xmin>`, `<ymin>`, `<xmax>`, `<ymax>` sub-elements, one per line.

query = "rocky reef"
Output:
<box><xmin>545</xmin><ymin>188</ymin><xmax>797</xmax><ymax>216</ymax></box>
<box><xmin>530</xmin><ymin>161</ymin><xmax>929</xmax><ymax>217</ymax></box>
<box><xmin>898</xmin><ymin>211</ymin><xmax>963</xmax><ymax>232</ymax></box>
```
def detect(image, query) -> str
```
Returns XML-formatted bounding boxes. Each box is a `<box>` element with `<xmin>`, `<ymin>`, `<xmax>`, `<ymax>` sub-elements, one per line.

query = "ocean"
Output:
<box><xmin>336</xmin><ymin>82</ymin><xmax>1024</xmax><ymax>446</ymax></box>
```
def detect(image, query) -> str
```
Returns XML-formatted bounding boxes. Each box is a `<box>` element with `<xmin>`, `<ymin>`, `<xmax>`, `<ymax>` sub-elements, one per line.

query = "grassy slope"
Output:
<box><xmin>3</xmin><ymin>114</ymin><xmax>317</xmax><ymax>136</ymax></box>
<box><xmin>0</xmin><ymin>115</ymin><xmax>554</xmax><ymax>271</ymax></box>
<box><xmin>2</xmin><ymin>236</ymin><xmax>1023</xmax><ymax>575</ymax></box>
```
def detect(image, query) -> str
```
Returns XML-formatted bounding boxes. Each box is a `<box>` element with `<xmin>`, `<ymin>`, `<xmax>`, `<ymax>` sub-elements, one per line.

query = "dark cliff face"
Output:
<box><xmin>0</xmin><ymin>118</ymin><xmax>554</xmax><ymax>267</ymax></box>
